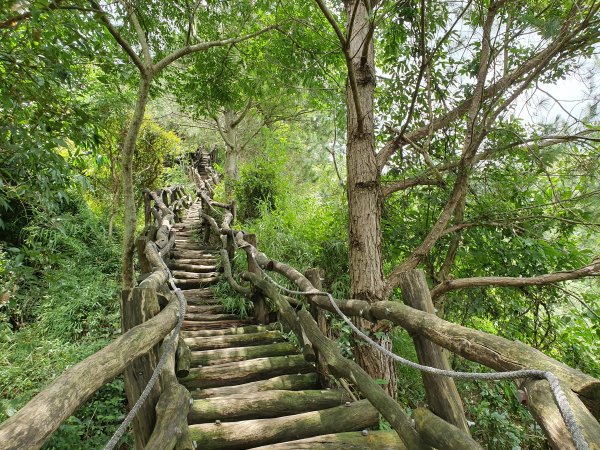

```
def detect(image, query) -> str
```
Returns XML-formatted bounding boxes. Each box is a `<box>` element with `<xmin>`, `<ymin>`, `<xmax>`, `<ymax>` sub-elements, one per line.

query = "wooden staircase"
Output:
<box><xmin>169</xmin><ymin>202</ymin><xmax>404</xmax><ymax>449</ymax></box>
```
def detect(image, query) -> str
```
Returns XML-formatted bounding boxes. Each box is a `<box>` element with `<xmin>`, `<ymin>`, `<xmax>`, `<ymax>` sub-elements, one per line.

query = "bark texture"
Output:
<box><xmin>344</xmin><ymin>0</ymin><xmax>396</xmax><ymax>399</ymax></box>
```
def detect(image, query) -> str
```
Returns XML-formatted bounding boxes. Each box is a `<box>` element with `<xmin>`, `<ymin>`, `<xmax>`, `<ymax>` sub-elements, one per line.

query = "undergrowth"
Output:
<box><xmin>0</xmin><ymin>191</ymin><xmax>131</xmax><ymax>448</ymax></box>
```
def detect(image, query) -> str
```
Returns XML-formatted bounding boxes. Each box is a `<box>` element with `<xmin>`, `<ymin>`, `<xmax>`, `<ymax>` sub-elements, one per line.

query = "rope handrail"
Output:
<box><xmin>254</xmin><ymin>263</ymin><xmax>589</xmax><ymax>450</ymax></box>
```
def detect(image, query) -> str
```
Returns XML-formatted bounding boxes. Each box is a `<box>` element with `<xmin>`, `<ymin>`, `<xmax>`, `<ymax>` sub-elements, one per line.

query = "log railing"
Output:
<box><xmin>192</xmin><ymin>162</ymin><xmax>600</xmax><ymax>450</ymax></box>
<box><xmin>0</xmin><ymin>184</ymin><xmax>193</xmax><ymax>450</ymax></box>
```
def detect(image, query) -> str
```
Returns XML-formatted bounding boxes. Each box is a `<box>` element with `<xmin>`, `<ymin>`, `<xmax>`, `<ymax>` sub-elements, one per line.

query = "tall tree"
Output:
<box><xmin>86</xmin><ymin>0</ymin><xmax>275</xmax><ymax>288</ymax></box>
<box><xmin>314</xmin><ymin>0</ymin><xmax>600</xmax><ymax>397</ymax></box>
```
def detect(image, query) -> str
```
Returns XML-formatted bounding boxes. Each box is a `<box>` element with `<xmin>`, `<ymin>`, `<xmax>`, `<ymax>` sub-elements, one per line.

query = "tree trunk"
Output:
<box><xmin>121</xmin><ymin>76</ymin><xmax>151</xmax><ymax>289</ymax></box>
<box><xmin>223</xmin><ymin>108</ymin><xmax>241</xmax><ymax>197</ymax></box>
<box><xmin>344</xmin><ymin>0</ymin><xmax>396</xmax><ymax>398</ymax></box>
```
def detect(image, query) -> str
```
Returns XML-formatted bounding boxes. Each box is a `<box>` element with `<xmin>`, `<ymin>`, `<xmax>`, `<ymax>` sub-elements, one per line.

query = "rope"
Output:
<box><xmin>104</xmin><ymin>265</ymin><xmax>187</xmax><ymax>450</ymax></box>
<box><xmin>254</xmin><ymin>264</ymin><xmax>590</xmax><ymax>450</ymax></box>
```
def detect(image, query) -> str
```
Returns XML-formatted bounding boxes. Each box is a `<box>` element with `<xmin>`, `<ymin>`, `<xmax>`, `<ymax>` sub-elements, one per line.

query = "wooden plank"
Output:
<box><xmin>179</xmin><ymin>354</ymin><xmax>313</xmax><ymax>389</ymax></box>
<box><xmin>188</xmin><ymin>399</ymin><xmax>379</xmax><ymax>450</ymax></box>
<box><xmin>189</xmin><ymin>389</ymin><xmax>350</xmax><ymax>422</ymax></box>
<box><xmin>249</xmin><ymin>430</ymin><xmax>406</xmax><ymax>449</ymax></box>
<box><xmin>192</xmin><ymin>373</ymin><xmax>317</xmax><ymax>398</ymax></box>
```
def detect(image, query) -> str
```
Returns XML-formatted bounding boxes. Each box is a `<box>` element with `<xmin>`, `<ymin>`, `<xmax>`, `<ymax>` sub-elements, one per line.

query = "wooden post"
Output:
<box><xmin>305</xmin><ymin>268</ymin><xmax>331</xmax><ymax>387</ymax></box>
<box><xmin>398</xmin><ymin>269</ymin><xmax>470</xmax><ymax>433</ymax></box>
<box><xmin>143</xmin><ymin>193</ymin><xmax>152</xmax><ymax>228</ymax></box>
<box><xmin>121</xmin><ymin>287</ymin><xmax>163</xmax><ymax>449</ymax></box>
<box><xmin>136</xmin><ymin>235</ymin><xmax>152</xmax><ymax>275</ymax></box>
<box><xmin>245</xmin><ymin>233</ymin><xmax>269</xmax><ymax>324</ymax></box>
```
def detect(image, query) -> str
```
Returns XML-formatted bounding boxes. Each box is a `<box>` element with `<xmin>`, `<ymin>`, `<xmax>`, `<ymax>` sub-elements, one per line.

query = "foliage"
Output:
<box><xmin>0</xmin><ymin>191</ymin><xmax>125</xmax><ymax>447</ymax></box>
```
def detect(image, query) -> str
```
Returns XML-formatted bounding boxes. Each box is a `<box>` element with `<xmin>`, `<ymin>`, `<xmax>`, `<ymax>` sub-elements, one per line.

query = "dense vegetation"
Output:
<box><xmin>1</xmin><ymin>0</ymin><xmax>599</xmax><ymax>448</ymax></box>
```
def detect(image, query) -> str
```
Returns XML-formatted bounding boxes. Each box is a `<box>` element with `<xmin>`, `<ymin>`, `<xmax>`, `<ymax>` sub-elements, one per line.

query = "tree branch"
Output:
<box><xmin>0</xmin><ymin>0</ymin><xmax>62</xmax><ymax>29</ymax></box>
<box><xmin>90</xmin><ymin>0</ymin><xmax>146</xmax><ymax>75</ymax></box>
<box><xmin>119</xmin><ymin>0</ymin><xmax>151</xmax><ymax>66</ymax></box>
<box><xmin>153</xmin><ymin>25</ymin><xmax>276</xmax><ymax>73</ymax></box>
<box><xmin>431</xmin><ymin>259</ymin><xmax>600</xmax><ymax>299</ymax></box>
<box><xmin>376</xmin><ymin>4</ymin><xmax>600</xmax><ymax>168</ymax></box>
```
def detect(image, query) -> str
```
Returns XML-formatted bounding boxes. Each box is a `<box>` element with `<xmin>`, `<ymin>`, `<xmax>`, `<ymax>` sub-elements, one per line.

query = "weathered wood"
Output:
<box><xmin>249</xmin><ymin>430</ymin><xmax>406</xmax><ymax>449</ymax></box>
<box><xmin>176</xmin><ymin>336</ymin><xmax>191</xmax><ymax>378</ymax></box>
<box><xmin>179</xmin><ymin>354</ymin><xmax>313</xmax><ymax>389</ymax></box>
<box><xmin>187</xmin><ymin>304</ymin><xmax>224</xmax><ymax>314</ymax></box>
<box><xmin>121</xmin><ymin>288</ymin><xmax>162</xmax><ymax>449</ymax></box>
<box><xmin>220</xmin><ymin>248</ymin><xmax>252</xmax><ymax>296</ymax></box>
<box><xmin>180</xmin><ymin>287</ymin><xmax>215</xmax><ymax>297</ymax></box>
<box><xmin>192</xmin><ymin>373</ymin><xmax>319</xmax><ymax>399</ymax></box>
<box><xmin>398</xmin><ymin>270</ymin><xmax>469</xmax><ymax>433</ymax></box>
<box><xmin>173</xmin><ymin>270</ymin><xmax>219</xmax><ymax>279</ymax></box>
<box><xmin>305</xmin><ymin>268</ymin><xmax>331</xmax><ymax>387</ymax></box>
<box><xmin>413</xmin><ymin>408</ymin><xmax>483</xmax><ymax>450</ymax></box>
<box><xmin>190</xmin><ymin>342</ymin><xmax>298</xmax><ymax>366</ymax></box>
<box><xmin>292</xmin><ymin>288</ymin><xmax>600</xmax><ymax>411</ymax></box>
<box><xmin>185</xmin><ymin>313</ymin><xmax>240</xmax><ymax>321</ymax></box>
<box><xmin>525</xmin><ymin>379</ymin><xmax>600</xmax><ymax>450</ymax></box>
<box><xmin>148</xmin><ymin>335</ymin><xmax>193</xmax><ymax>450</ymax></box>
<box><xmin>175</xmin><ymin>277</ymin><xmax>219</xmax><ymax>288</ymax></box>
<box><xmin>189</xmin><ymin>389</ymin><xmax>351</xmax><ymax>422</ymax></box>
<box><xmin>168</xmin><ymin>262</ymin><xmax>218</xmax><ymax>272</ymax></box>
<box><xmin>181</xmin><ymin>324</ymin><xmax>274</xmax><ymax>338</ymax></box>
<box><xmin>188</xmin><ymin>399</ymin><xmax>379</xmax><ymax>450</ymax></box>
<box><xmin>245</xmin><ymin>233</ymin><xmax>269</xmax><ymax>324</ymax></box>
<box><xmin>184</xmin><ymin>330</ymin><xmax>285</xmax><ymax>350</ymax></box>
<box><xmin>136</xmin><ymin>235</ymin><xmax>152</xmax><ymax>274</ymax></box>
<box><xmin>0</xmin><ymin>299</ymin><xmax>180</xmax><ymax>450</ymax></box>
<box><xmin>243</xmin><ymin>272</ymin><xmax>426</xmax><ymax>449</ymax></box>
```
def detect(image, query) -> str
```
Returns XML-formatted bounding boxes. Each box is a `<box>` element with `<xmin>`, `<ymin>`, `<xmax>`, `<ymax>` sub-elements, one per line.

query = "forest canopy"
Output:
<box><xmin>0</xmin><ymin>0</ymin><xmax>599</xmax><ymax>448</ymax></box>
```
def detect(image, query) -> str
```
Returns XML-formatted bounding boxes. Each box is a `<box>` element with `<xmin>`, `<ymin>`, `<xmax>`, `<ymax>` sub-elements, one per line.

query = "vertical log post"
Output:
<box><xmin>305</xmin><ymin>268</ymin><xmax>331</xmax><ymax>387</ymax></box>
<box><xmin>136</xmin><ymin>235</ymin><xmax>152</xmax><ymax>275</ymax></box>
<box><xmin>398</xmin><ymin>269</ymin><xmax>470</xmax><ymax>433</ymax></box>
<box><xmin>143</xmin><ymin>193</ymin><xmax>152</xmax><ymax>229</ymax></box>
<box><xmin>245</xmin><ymin>233</ymin><xmax>269</xmax><ymax>324</ymax></box>
<box><xmin>121</xmin><ymin>287</ymin><xmax>162</xmax><ymax>448</ymax></box>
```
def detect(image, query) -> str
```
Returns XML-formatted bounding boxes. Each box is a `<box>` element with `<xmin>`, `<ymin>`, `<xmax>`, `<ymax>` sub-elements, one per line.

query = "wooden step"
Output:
<box><xmin>173</xmin><ymin>270</ymin><xmax>219</xmax><ymax>279</ymax></box>
<box><xmin>181</xmin><ymin>324</ymin><xmax>276</xmax><ymax>338</ymax></box>
<box><xmin>181</xmin><ymin>288</ymin><xmax>215</xmax><ymax>297</ymax></box>
<box><xmin>186</xmin><ymin>304</ymin><xmax>224</xmax><ymax>314</ymax></box>
<box><xmin>179</xmin><ymin>354</ymin><xmax>313</xmax><ymax>389</ymax></box>
<box><xmin>185</xmin><ymin>298</ymin><xmax>221</xmax><ymax>306</ymax></box>
<box><xmin>188</xmin><ymin>399</ymin><xmax>379</xmax><ymax>450</ymax></box>
<box><xmin>248</xmin><ymin>430</ymin><xmax>406</xmax><ymax>449</ymax></box>
<box><xmin>175</xmin><ymin>277</ymin><xmax>219</xmax><ymax>288</ymax></box>
<box><xmin>172</xmin><ymin>250</ymin><xmax>218</xmax><ymax>260</ymax></box>
<box><xmin>188</xmin><ymin>389</ymin><xmax>350</xmax><ymax>422</ymax></box>
<box><xmin>190</xmin><ymin>342</ymin><xmax>297</xmax><ymax>366</ymax></box>
<box><xmin>182</xmin><ymin>319</ymin><xmax>254</xmax><ymax>331</ymax></box>
<box><xmin>184</xmin><ymin>331</ymin><xmax>286</xmax><ymax>351</ymax></box>
<box><xmin>185</xmin><ymin>313</ymin><xmax>241</xmax><ymax>322</ymax></box>
<box><xmin>174</xmin><ymin>258</ymin><xmax>219</xmax><ymax>266</ymax></box>
<box><xmin>169</xmin><ymin>262</ymin><xmax>218</xmax><ymax>273</ymax></box>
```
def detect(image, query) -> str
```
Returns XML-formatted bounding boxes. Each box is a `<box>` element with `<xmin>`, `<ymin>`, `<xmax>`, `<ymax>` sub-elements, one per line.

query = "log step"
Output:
<box><xmin>248</xmin><ymin>430</ymin><xmax>406</xmax><ymax>449</ymax></box>
<box><xmin>189</xmin><ymin>389</ymin><xmax>351</xmax><ymax>422</ymax></box>
<box><xmin>175</xmin><ymin>277</ymin><xmax>219</xmax><ymax>288</ymax></box>
<box><xmin>179</xmin><ymin>354</ymin><xmax>313</xmax><ymax>389</ymax></box>
<box><xmin>171</xmin><ymin>250</ymin><xmax>218</xmax><ymax>259</ymax></box>
<box><xmin>187</xmin><ymin>304</ymin><xmax>224</xmax><ymax>314</ymax></box>
<box><xmin>182</xmin><ymin>320</ymin><xmax>254</xmax><ymax>331</ymax></box>
<box><xmin>188</xmin><ymin>399</ymin><xmax>379</xmax><ymax>450</ymax></box>
<box><xmin>191</xmin><ymin>373</ymin><xmax>319</xmax><ymax>399</ymax></box>
<box><xmin>169</xmin><ymin>262</ymin><xmax>218</xmax><ymax>273</ymax></box>
<box><xmin>185</xmin><ymin>313</ymin><xmax>241</xmax><ymax>322</ymax></box>
<box><xmin>182</xmin><ymin>288</ymin><xmax>215</xmax><ymax>298</ymax></box>
<box><xmin>184</xmin><ymin>331</ymin><xmax>286</xmax><ymax>351</ymax></box>
<box><xmin>190</xmin><ymin>342</ymin><xmax>298</xmax><ymax>366</ymax></box>
<box><xmin>173</xmin><ymin>270</ymin><xmax>220</xmax><ymax>279</ymax></box>
<box><xmin>173</xmin><ymin>258</ymin><xmax>219</xmax><ymax>266</ymax></box>
<box><xmin>181</xmin><ymin>324</ymin><xmax>276</xmax><ymax>338</ymax></box>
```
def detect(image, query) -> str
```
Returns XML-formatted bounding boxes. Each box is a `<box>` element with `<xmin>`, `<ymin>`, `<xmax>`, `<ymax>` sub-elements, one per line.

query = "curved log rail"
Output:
<box><xmin>0</xmin><ymin>184</ymin><xmax>193</xmax><ymax>450</ymax></box>
<box><xmin>192</xmin><ymin>161</ymin><xmax>600</xmax><ymax>450</ymax></box>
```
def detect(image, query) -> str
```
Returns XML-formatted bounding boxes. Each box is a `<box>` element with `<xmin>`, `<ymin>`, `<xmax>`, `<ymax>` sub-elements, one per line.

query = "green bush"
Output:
<box><xmin>234</xmin><ymin>161</ymin><xmax>284</xmax><ymax>221</ymax></box>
